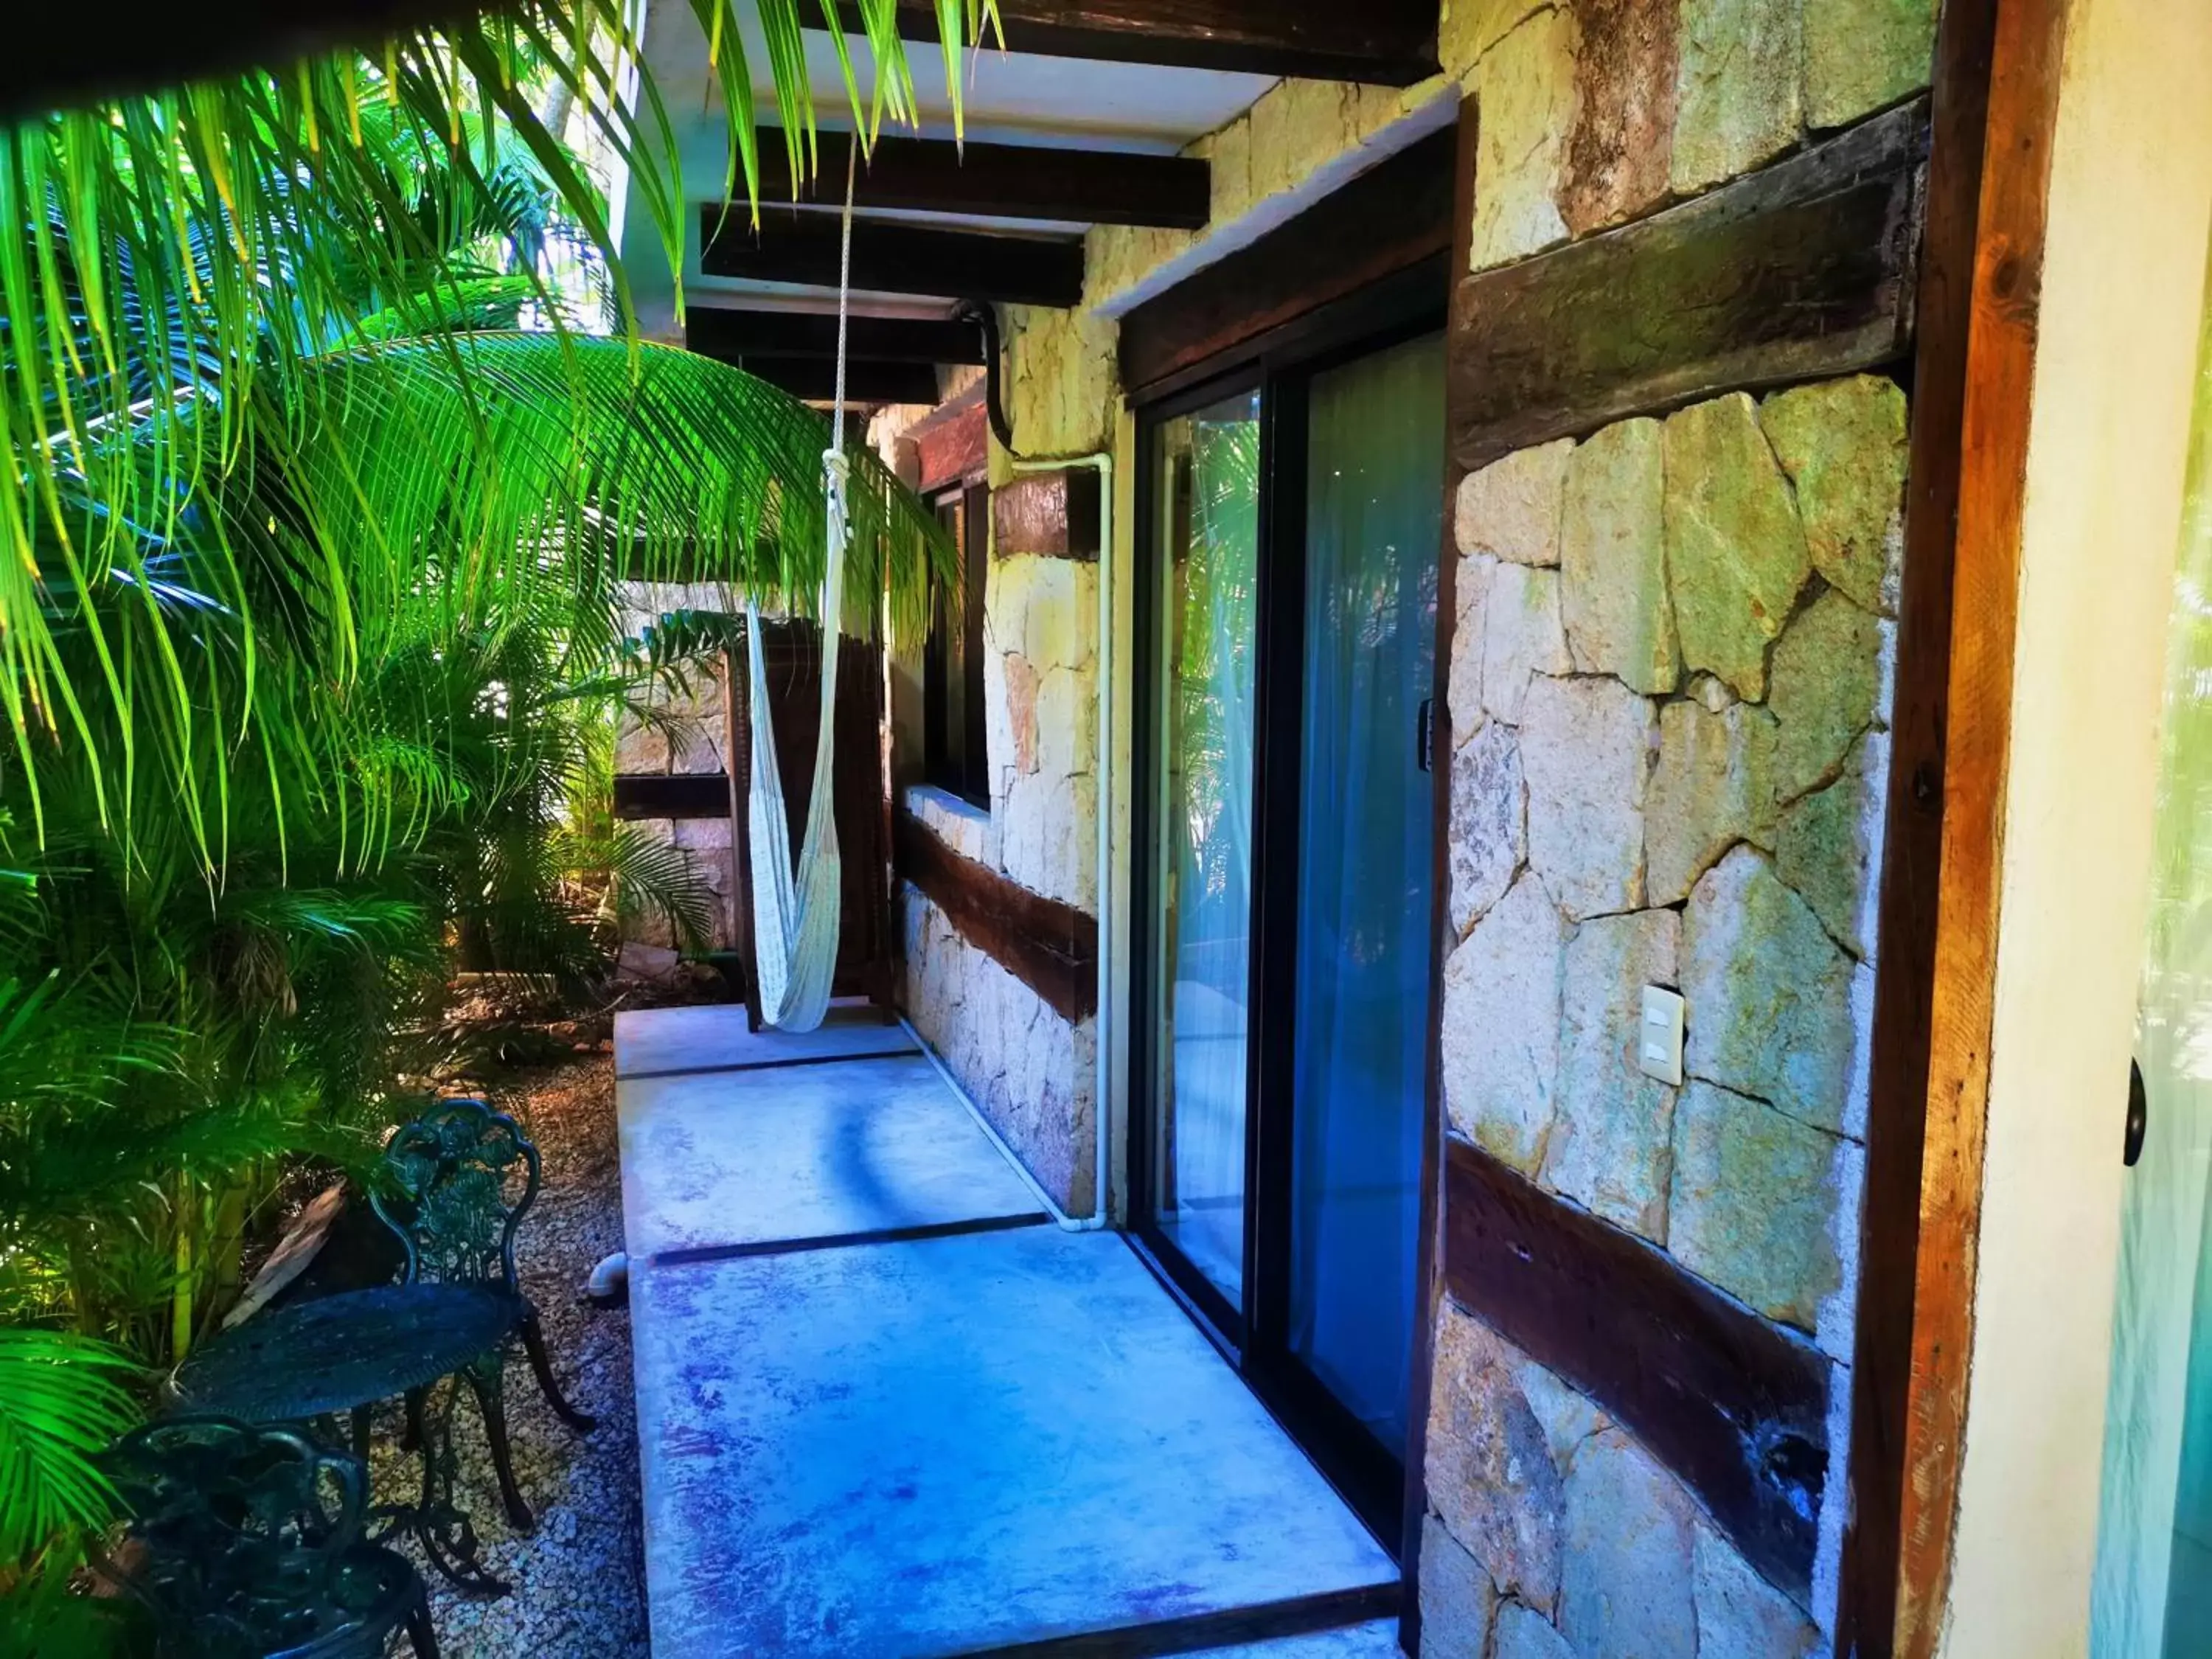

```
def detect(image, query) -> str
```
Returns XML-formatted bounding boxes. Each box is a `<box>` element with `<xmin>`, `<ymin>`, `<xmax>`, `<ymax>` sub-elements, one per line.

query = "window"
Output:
<box><xmin>924</xmin><ymin>483</ymin><xmax>990</xmax><ymax>808</ymax></box>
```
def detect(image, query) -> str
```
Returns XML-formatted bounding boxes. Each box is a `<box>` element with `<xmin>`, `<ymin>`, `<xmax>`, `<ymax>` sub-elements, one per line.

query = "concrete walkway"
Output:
<box><xmin>615</xmin><ymin>1004</ymin><xmax>1398</xmax><ymax>1658</ymax></box>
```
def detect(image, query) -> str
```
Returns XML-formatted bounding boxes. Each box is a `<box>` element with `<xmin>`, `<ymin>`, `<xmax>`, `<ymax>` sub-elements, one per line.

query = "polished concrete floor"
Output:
<box><xmin>616</xmin><ymin>1004</ymin><xmax>1398</xmax><ymax>1658</ymax></box>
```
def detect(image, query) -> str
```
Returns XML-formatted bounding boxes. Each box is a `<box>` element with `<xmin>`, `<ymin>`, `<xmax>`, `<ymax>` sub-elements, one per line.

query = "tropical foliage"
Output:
<box><xmin>0</xmin><ymin>0</ymin><xmax>976</xmax><ymax>1626</ymax></box>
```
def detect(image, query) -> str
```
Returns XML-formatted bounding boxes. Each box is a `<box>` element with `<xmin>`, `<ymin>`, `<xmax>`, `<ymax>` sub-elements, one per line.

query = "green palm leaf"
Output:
<box><xmin>0</xmin><ymin>1329</ymin><xmax>140</xmax><ymax>1561</ymax></box>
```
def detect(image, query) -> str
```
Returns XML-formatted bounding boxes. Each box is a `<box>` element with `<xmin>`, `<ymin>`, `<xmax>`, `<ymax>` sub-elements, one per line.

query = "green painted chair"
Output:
<box><xmin>100</xmin><ymin>1415</ymin><xmax>438</xmax><ymax>1658</ymax></box>
<box><xmin>369</xmin><ymin>1096</ymin><xmax>594</xmax><ymax>1532</ymax></box>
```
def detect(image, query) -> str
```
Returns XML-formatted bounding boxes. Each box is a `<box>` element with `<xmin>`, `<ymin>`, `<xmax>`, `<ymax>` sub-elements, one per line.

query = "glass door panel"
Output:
<box><xmin>1286</xmin><ymin>333</ymin><xmax>1444</xmax><ymax>1453</ymax></box>
<box><xmin>2094</xmin><ymin>245</ymin><xmax>2212</xmax><ymax>1658</ymax></box>
<box><xmin>1148</xmin><ymin>390</ymin><xmax>1262</xmax><ymax>1308</ymax></box>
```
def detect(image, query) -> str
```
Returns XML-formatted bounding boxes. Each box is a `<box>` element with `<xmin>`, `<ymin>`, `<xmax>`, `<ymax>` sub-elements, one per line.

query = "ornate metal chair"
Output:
<box><xmin>370</xmin><ymin>1096</ymin><xmax>594</xmax><ymax>1531</ymax></box>
<box><xmin>100</xmin><ymin>1416</ymin><xmax>438</xmax><ymax>1658</ymax></box>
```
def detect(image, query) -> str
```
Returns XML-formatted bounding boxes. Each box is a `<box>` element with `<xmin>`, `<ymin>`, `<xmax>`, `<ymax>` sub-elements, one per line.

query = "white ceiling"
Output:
<box><xmin>616</xmin><ymin>0</ymin><xmax>1277</xmax><ymax>335</ymax></box>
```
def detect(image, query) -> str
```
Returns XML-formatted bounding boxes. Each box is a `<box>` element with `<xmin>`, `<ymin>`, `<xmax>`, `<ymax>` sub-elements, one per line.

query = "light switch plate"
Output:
<box><xmin>1638</xmin><ymin>987</ymin><xmax>1685</xmax><ymax>1086</ymax></box>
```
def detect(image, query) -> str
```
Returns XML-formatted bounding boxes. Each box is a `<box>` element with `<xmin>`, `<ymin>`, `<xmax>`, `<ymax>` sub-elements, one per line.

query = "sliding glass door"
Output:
<box><xmin>1146</xmin><ymin>389</ymin><xmax>1262</xmax><ymax>1314</ymax></box>
<box><xmin>1133</xmin><ymin>319</ymin><xmax>1443</xmax><ymax>1549</ymax></box>
<box><xmin>1287</xmin><ymin>335</ymin><xmax>1442</xmax><ymax>1454</ymax></box>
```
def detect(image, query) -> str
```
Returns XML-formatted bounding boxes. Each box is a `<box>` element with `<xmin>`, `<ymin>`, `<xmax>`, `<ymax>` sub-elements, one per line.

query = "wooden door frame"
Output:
<box><xmin>1840</xmin><ymin>0</ymin><xmax>2069</xmax><ymax>1652</ymax></box>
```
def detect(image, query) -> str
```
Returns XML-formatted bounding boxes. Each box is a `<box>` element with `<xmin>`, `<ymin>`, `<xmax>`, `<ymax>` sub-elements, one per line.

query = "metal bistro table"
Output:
<box><xmin>170</xmin><ymin>1281</ymin><xmax>524</xmax><ymax>1597</ymax></box>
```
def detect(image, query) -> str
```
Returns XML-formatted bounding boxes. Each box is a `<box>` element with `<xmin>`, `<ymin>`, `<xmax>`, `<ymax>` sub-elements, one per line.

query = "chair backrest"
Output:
<box><xmin>371</xmin><ymin>1095</ymin><xmax>539</xmax><ymax>1291</ymax></box>
<box><xmin>102</xmin><ymin>1416</ymin><xmax>366</xmax><ymax>1657</ymax></box>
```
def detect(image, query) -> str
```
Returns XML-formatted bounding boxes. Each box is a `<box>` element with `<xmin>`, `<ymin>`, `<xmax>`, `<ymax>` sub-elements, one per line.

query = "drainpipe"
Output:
<box><xmin>963</xmin><ymin>304</ymin><xmax>1116</xmax><ymax>1231</ymax></box>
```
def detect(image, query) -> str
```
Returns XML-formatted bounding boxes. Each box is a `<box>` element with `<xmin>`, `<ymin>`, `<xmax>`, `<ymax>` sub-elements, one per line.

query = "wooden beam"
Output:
<box><xmin>894</xmin><ymin>810</ymin><xmax>1098</xmax><ymax>1024</ymax></box>
<box><xmin>0</xmin><ymin>0</ymin><xmax>487</xmax><ymax>119</ymax></box>
<box><xmin>1119</xmin><ymin>128</ymin><xmax>1455</xmax><ymax>397</ymax></box>
<box><xmin>836</xmin><ymin>0</ymin><xmax>1439</xmax><ymax>86</ymax></box>
<box><xmin>686</xmin><ymin>308</ymin><xmax>984</xmax><ymax>365</ymax></box>
<box><xmin>1447</xmin><ymin>98</ymin><xmax>1928</xmax><ymax>473</ymax></box>
<box><xmin>911</xmin><ymin>390</ymin><xmax>990</xmax><ymax>494</ymax></box>
<box><xmin>700</xmin><ymin>208</ymin><xmax>1085</xmax><ymax>307</ymax></box>
<box><xmin>778</xmin><ymin>131</ymin><xmax>1208</xmax><ymax>230</ymax></box>
<box><xmin>722</xmin><ymin>355</ymin><xmax>942</xmax><ymax>405</ymax></box>
<box><xmin>1441</xmin><ymin>1139</ymin><xmax>1833</xmax><ymax>1601</ymax></box>
<box><xmin>613</xmin><ymin>773</ymin><xmax>731</xmax><ymax>820</ymax></box>
<box><xmin>1835</xmin><ymin>4</ymin><xmax>2008</xmax><ymax>1655</ymax></box>
<box><xmin>1887</xmin><ymin>5</ymin><xmax>2070</xmax><ymax>1656</ymax></box>
<box><xmin>992</xmin><ymin>470</ymin><xmax>1102</xmax><ymax>560</ymax></box>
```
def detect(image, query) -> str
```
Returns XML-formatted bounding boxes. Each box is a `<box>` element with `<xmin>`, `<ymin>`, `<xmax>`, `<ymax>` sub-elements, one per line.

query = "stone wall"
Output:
<box><xmin>902</xmin><ymin>786</ymin><xmax>1099</xmax><ymax>1213</ymax></box>
<box><xmin>877</xmin><ymin>411</ymin><xmax>1103</xmax><ymax>1214</ymax></box>
<box><xmin>1421</xmin><ymin>0</ymin><xmax>1932</xmax><ymax>1649</ymax></box>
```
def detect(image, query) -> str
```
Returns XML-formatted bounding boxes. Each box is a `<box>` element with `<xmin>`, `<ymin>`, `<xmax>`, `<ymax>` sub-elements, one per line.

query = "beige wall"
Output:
<box><xmin>1940</xmin><ymin>0</ymin><xmax>2212</xmax><ymax>1651</ymax></box>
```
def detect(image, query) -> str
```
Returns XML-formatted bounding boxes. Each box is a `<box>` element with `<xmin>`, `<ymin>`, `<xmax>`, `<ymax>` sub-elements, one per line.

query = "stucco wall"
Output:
<box><xmin>1418</xmin><ymin>1</ymin><xmax>1935</xmax><ymax>1652</ymax></box>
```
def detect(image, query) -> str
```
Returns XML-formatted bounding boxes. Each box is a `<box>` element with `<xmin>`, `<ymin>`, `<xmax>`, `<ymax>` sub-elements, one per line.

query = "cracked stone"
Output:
<box><xmin>1804</xmin><ymin>0</ymin><xmax>1937</xmax><ymax>130</ymax></box>
<box><xmin>1458</xmin><ymin>439</ymin><xmax>1573</xmax><ymax>566</ymax></box>
<box><xmin>1545</xmin><ymin>909</ymin><xmax>1680</xmax><ymax>1242</ymax></box>
<box><xmin>1419</xmin><ymin>1513</ymin><xmax>1499</xmax><ymax>1658</ymax></box>
<box><xmin>1451</xmin><ymin>554</ymin><xmax>1498</xmax><ymax>750</ymax></box>
<box><xmin>1514</xmin><ymin>1360</ymin><xmax>1610</xmax><ymax>1475</ymax></box>
<box><xmin>1428</xmin><ymin>1302</ymin><xmax>1565</xmax><ymax>1609</ymax></box>
<box><xmin>1668</xmin><ymin>1079</ymin><xmax>1853</xmax><ymax>1335</ymax></box>
<box><xmin>1762</xmin><ymin>375</ymin><xmax>1910</xmax><ymax>615</ymax></box>
<box><xmin>1559</xmin><ymin>1428</ymin><xmax>1699</xmax><ymax>1659</ymax></box>
<box><xmin>1562</xmin><ymin>417</ymin><xmax>1679</xmax><ymax>695</ymax></box>
<box><xmin>1559</xmin><ymin>0</ymin><xmax>1678</xmax><ymax>236</ymax></box>
<box><xmin>1451</xmin><ymin>721</ymin><xmax>1526</xmax><ymax>937</ymax></box>
<box><xmin>1663</xmin><ymin>394</ymin><xmax>1812</xmax><ymax>700</ymax></box>
<box><xmin>1442</xmin><ymin>872</ymin><xmax>1566</xmax><ymax>1173</ymax></box>
<box><xmin>1495</xmin><ymin>1602</ymin><xmax>1577</xmax><ymax>1659</ymax></box>
<box><xmin>1671</xmin><ymin>0</ymin><xmax>1802</xmax><ymax>195</ymax></box>
<box><xmin>1770</xmin><ymin>587</ymin><xmax>1885</xmax><ymax>804</ymax></box>
<box><xmin>1645</xmin><ymin>699</ymin><xmax>1778</xmax><ymax>908</ymax></box>
<box><xmin>1483</xmin><ymin>561</ymin><xmax>1571</xmax><ymax>726</ymax></box>
<box><xmin>1682</xmin><ymin>846</ymin><xmax>1856</xmax><ymax>1133</ymax></box>
<box><xmin>1775</xmin><ymin>730</ymin><xmax>1888</xmax><ymax>959</ymax></box>
<box><xmin>1469</xmin><ymin>7</ymin><xmax>1578</xmax><ymax>270</ymax></box>
<box><xmin>1519</xmin><ymin>674</ymin><xmax>1654</xmax><ymax>921</ymax></box>
<box><xmin>1694</xmin><ymin>1523</ymin><xmax>1821</xmax><ymax>1658</ymax></box>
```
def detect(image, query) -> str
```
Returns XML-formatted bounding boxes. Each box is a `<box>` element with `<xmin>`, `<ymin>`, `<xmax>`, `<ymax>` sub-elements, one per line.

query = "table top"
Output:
<box><xmin>170</xmin><ymin>1282</ymin><xmax>523</xmax><ymax>1422</ymax></box>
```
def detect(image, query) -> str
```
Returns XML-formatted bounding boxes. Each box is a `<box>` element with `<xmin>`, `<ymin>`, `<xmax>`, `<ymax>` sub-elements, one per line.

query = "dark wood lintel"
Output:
<box><xmin>1448</xmin><ymin>97</ymin><xmax>1930</xmax><ymax>472</ymax></box>
<box><xmin>895</xmin><ymin>810</ymin><xmax>1099</xmax><ymax>1023</ymax></box>
<box><xmin>1441</xmin><ymin>1138</ymin><xmax>1832</xmax><ymax>1601</ymax></box>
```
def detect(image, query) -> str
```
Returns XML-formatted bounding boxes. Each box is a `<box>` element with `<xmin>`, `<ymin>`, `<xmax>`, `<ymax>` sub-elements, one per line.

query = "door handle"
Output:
<box><xmin>1416</xmin><ymin>697</ymin><xmax>1434</xmax><ymax>773</ymax></box>
<box><xmin>2125</xmin><ymin>1056</ymin><xmax>2148</xmax><ymax>1167</ymax></box>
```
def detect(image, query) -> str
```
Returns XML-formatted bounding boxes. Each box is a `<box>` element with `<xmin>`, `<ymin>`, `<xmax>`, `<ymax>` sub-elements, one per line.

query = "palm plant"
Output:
<box><xmin>1</xmin><ymin>1</ymin><xmax>978</xmax><ymax>1607</ymax></box>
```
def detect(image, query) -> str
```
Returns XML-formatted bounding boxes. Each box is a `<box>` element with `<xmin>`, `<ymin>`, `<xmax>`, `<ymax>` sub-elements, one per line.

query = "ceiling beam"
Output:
<box><xmin>700</xmin><ymin>208</ymin><xmax>1085</xmax><ymax>308</ymax></box>
<box><xmin>686</xmin><ymin>308</ymin><xmax>985</xmax><ymax>364</ymax></box>
<box><xmin>705</xmin><ymin>354</ymin><xmax>945</xmax><ymax>406</ymax></box>
<box><xmin>1</xmin><ymin>0</ymin><xmax>486</xmax><ymax>119</ymax></box>
<box><xmin>838</xmin><ymin>0</ymin><xmax>1439</xmax><ymax>86</ymax></box>
<box><xmin>777</xmin><ymin>131</ymin><xmax>1208</xmax><ymax>230</ymax></box>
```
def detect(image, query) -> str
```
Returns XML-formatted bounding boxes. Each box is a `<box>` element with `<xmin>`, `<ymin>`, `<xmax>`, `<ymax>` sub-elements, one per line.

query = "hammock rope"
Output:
<box><xmin>742</xmin><ymin>141</ymin><xmax>858</xmax><ymax>1032</ymax></box>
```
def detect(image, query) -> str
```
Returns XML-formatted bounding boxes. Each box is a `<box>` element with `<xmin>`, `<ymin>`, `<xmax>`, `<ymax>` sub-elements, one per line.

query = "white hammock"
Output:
<box><xmin>742</xmin><ymin>150</ymin><xmax>858</xmax><ymax>1032</ymax></box>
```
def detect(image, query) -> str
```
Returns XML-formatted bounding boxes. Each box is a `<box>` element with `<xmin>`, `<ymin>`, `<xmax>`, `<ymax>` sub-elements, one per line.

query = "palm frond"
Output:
<box><xmin>0</xmin><ymin>1329</ymin><xmax>139</xmax><ymax>1561</ymax></box>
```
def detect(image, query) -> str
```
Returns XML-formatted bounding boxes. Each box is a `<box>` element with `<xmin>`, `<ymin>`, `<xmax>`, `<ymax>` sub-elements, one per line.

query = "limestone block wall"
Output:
<box><xmin>894</xmin><ymin>554</ymin><xmax>1102</xmax><ymax>1215</ymax></box>
<box><xmin>1420</xmin><ymin>0</ymin><xmax>1933</xmax><ymax>1652</ymax></box>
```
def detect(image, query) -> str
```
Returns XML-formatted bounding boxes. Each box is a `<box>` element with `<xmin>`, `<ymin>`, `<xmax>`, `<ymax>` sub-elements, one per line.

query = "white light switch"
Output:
<box><xmin>1638</xmin><ymin>987</ymin><xmax>1685</xmax><ymax>1086</ymax></box>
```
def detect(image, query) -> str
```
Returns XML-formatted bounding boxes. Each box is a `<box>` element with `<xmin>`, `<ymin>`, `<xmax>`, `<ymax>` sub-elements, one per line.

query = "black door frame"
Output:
<box><xmin>1127</xmin><ymin>271</ymin><xmax>1447</xmax><ymax>1556</ymax></box>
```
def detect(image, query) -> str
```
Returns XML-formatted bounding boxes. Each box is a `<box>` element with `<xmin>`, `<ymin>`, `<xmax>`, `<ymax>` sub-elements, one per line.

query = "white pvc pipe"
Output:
<box><xmin>900</xmin><ymin>1016</ymin><xmax>1076</xmax><ymax>1228</ymax></box>
<box><xmin>1008</xmin><ymin>450</ymin><xmax>1114</xmax><ymax>1231</ymax></box>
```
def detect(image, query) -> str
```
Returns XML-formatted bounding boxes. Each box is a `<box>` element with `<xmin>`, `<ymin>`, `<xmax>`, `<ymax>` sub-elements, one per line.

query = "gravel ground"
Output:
<box><xmin>366</xmin><ymin>1057</ymin><xmax>649</xmax><ymax>1658</ymax></box>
